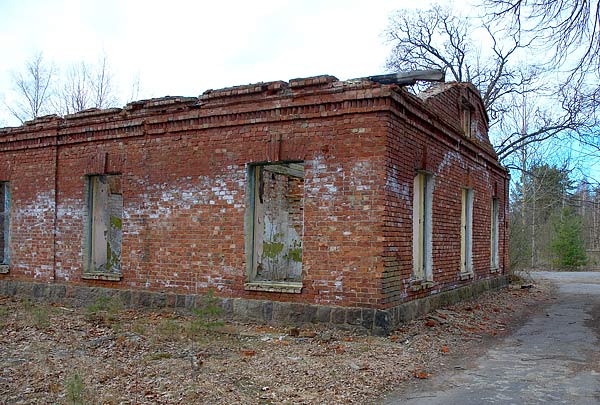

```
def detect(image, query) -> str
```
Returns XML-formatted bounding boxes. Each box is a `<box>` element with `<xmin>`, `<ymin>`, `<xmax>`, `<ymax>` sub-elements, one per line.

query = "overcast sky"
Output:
<box><xmin>0</xmin><ymin>0</ymin><xmax>463</xmax><ymax>126</ymax></box>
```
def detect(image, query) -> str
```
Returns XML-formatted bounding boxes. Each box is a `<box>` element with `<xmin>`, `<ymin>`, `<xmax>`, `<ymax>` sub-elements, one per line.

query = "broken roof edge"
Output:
<box><xmin>417</xmin><ymin>81</ymin><xmax>479</xmax><ymax>100</ymax></box>
<box><xmin>199</xmin><ymin>75</ymin><xmax>342</xmax><ymax>101</ymax></box>
<box><xmin>409</xmin><ymin>81</ymin><xmax>496</xmax><ymax>159</ymax></box>
<box><xmin>418</xmin><ymin>81</ymin><xmax>490</xmax><ymax>127</ymax></box>
<box><xmin>365</xmin><ymin>69</ymin><xmax>445</xmax><ymax>86</ymax></box>
<box><xmin>0</xmin><ymin>72</ymin><xmax>489</xmax><ymax>137</ymax></box>
<box><xmin>199</xmin><ymin>70</ymin><xmax>446</xmax><ymax>102</ymax></box>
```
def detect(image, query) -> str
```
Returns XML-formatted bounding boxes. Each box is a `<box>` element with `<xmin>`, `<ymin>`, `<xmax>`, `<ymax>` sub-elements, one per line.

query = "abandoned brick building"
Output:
<box><xmin>0</xmin><ymin>74</ymin><xmax>509</xmax><ymax>334</ymax></box>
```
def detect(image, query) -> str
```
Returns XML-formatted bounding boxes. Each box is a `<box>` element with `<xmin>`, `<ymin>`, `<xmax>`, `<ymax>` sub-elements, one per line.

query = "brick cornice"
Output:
<box><xmin>0</xmin><ymin>79</ymin><xmax>394</xmax><ymax>151</ymax></box>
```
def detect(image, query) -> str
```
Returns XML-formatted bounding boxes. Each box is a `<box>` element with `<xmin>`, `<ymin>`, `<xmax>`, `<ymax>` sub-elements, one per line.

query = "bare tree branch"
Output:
<box><xmin>6</xmin><ymin>53</ymin><xmax>55</xmax><ymax>123</ymax></box>
<box><xmin>53</xmin><ymin>54</ymin><xmax>119</xmax><ymax>116</ymax></box>
<box><xmin>90</xmin><ymin>54</ymin><xmax>117</xmax><ymax>109</ymax></box>
<box><xmin>385</xmin><ymin>4</ymin><xmax>599</xmax><ymax>166</ymax></box>
<box><xmin>485</xmin><ymin>0</ymin><xmax>600</xmax><ymax>75</ymax></box>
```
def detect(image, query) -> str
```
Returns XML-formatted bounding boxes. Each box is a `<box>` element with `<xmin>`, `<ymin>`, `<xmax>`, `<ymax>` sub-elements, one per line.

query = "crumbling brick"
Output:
<box><xmin>0</xmin><ymin>75</ymin><xmax>508</xmax><ymax>319</ymax></box>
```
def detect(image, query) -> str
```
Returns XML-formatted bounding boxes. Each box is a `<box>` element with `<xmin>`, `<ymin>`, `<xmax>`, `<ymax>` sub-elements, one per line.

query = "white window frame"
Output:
<box><xmin>412</xmin><ymin>172</ymin><xmax>434</xmax><ymax>281</ymax></box>
<box><xmin>461</xmin><ymin>187</ymin><xmax>474</xmax><ymax>275</ymax></box>
<box><xmin>490</xmin><ymin>197</ymin><xmax>500</xmax><ymax>271</ymax></box>
<box><xmin>0</xmin><ymin>182</ymin><xmax>9</xmax><ymax>271</ymax></box>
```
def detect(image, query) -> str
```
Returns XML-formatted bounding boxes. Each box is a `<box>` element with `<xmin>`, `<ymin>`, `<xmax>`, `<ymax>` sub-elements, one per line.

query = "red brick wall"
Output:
<box><xmin>0</xmin><ymin>76</ymin><xmax>508</xmax><ymax>310</ymax></box>
<box><xmin>0</xmin><ymin>124</ymin><xmax>57</xmax><ymax>281</ymax></box>
<box><xmin>382</xmin><ymin>85</ymin><xmax>508</xmax><ymax>305</ymax></box>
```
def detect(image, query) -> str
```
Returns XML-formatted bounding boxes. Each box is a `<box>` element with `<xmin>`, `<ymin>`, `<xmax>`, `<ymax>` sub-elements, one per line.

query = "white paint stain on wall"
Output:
<box><xmin>13</xmin><ymin>192</ymin><xmax>54</xmax><ymax>228</ymax></box>
<box><xmin>305</xmin><ymin>154</ymin><xmax>343</xmax><ymax>202</ymax></box>
<box><xmin>55</xmin><ymin>198</ymin><xmax>85</xmax><ymax>281</ymax></box>
<box><xmin>385</xmin><ymin>165</ymin><xmax>411</xmax><ymax>205</ymax></box>
<box><xmin>125</xmin><ymin>170</ymin><xmax>246</xmax><ymax>222</ymax></box>
<box><xmin>12</xmin><ymin>191</ymin><xmax>55</xmax><ymax>279</ymax></box>
<box><xmin>349</xmin><ymin>160</ymin><xmax>373</xmax><ymax>192</ymax></box>
<box><xmin>437</xmin><ymin>151</ymin><xmax>464</xmax><ymax>174</ymax></box>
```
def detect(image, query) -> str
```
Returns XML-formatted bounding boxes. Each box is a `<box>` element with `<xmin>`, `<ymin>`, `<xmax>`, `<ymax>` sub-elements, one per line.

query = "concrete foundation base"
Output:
<box><xmin>0</xmin><ymin>276</ymin><xmax>508</xmax><ymax>335</ymax></box>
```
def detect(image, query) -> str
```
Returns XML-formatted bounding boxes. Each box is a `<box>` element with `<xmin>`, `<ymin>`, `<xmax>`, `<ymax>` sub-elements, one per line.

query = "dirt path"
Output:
<box><xmin>383</xmin><ymin>271</ymin><xmax>600</xmax><ymax>404</ymax></box>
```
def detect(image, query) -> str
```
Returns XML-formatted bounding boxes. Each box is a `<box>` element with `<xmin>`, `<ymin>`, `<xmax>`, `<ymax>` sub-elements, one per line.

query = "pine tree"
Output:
<box><xmin>550</xmin><ymin>207</ymin><xmax>587</xmax><ymax>269</ymax></box>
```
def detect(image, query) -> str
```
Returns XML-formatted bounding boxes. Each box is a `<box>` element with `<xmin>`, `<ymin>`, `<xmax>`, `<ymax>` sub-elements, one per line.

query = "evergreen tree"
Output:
<box><xmin>550</xmin><ymin>207</ymin><xmax>587</xmax><ymax>269</ymax></box>
<box><xmin>510</xmin><ymin>163</ymin><xmax>573</xmax><ymax>269</ymax></box>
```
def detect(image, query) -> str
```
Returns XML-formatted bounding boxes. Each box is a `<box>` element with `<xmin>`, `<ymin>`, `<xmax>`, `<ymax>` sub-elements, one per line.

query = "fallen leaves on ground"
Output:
<box><xmin>413</xmin><ymin>371</ymin><xmax>430</xmax><ymax>379</ymax></box>
<box><xmin>0</xmin><ymin>283</ymin><xmax>551</xmax><ymax>404</ymax></box>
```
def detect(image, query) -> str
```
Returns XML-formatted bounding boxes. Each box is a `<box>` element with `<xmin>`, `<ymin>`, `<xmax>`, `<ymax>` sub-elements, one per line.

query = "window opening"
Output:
<box><xmin>413</xmin><ymin>172</ymin><xmax>433</xmax><ymax>281</ymax></box>
<box><xmin>461</xmin><ymin>188</ymin><xmax>474</xmax><ymax>274</ymax></box>
<box><xmin>491</xmin><ymin>197</ymin><xmax>499</xmax><ymax>271</ymax></box>
<box><xmin>462</xmin><ymin>107</ymin><xmax>472</xmax><ymax>137</ymax></box>
<box><xmin>0</xmin><ymin>182</ymin><xmax>9</xmax><ymax>269</ymax></box>
<box><xmin>84</xmin><ymin>175</ymin><xmax>123</xmax><ymax>279</ymax></box>
<box><xmin>248</xmin><ymin>162</ymin><xmax>304</xmax><ymax>289</ymax></box>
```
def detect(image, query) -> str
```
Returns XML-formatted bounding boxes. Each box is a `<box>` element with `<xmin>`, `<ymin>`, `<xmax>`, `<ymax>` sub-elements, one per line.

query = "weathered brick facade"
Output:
<box><xmin>0</xmin><ymin>75</ymin><xmax>509</xmax><ymax>333</ymax></box>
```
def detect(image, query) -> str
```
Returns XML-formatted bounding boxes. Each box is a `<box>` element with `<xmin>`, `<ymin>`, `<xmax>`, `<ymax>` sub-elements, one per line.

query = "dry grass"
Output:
<box><xmin>0</xmin><ymin>283</ymin><xmax>551</xmax><ymax>404</ymax></box>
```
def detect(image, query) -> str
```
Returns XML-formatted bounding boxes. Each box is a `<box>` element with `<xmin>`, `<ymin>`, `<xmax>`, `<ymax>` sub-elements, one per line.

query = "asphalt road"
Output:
<box><xmin>383</xmin><ymin>271</ymin><xmax>600</xmax><ymax>404</ymax></box>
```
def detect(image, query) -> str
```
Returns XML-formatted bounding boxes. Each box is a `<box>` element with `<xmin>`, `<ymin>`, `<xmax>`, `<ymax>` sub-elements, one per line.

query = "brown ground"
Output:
<box><xmin>0</xmin><ymin>282</ymin><xmax>552</xmax><ymax>404</ymax></box>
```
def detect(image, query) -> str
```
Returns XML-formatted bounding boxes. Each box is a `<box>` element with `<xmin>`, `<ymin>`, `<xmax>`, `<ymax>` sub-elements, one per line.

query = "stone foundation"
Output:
<box><xmin>0</xmin><ymin>276</ymin><xmax>508</xmax><ymax>335</ymax></box>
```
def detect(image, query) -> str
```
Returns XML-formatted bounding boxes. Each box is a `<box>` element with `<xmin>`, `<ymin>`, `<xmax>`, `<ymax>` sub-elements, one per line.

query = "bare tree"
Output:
<box><xmin>384</xmin><ymin>4</ymin><xmax>598</xmax><ymax>164</ymax></box>
<box><xmin>6</xmin><ymin>53</ymin><xmax>55</xmax><ymax>123</ymax></box>
<box><xmin>90</xmin><ymin>54</ymin><xmax>117</xmax><ymax>109</ymax></box>
<box><xmin>485</xmin><ymin>0</ymin><xmax>600</xmax><ymax>75</ymax></box>
<box><xmin>3</xmin><ymin>53</ymin><xmax>139</xmax><ymax>126</ymax></box>
<box><xmin>496</xmin><ymin>83</ymin><xmax>599</xmax><ymax>164</ymax></box>
<box><xmin>56</xmin><ymin>62</ymin><xmax>91</xmax><ymax>115</ymax></box>
<box><xmin>484</xmin><ymin>0</ymin><xmax>600</xmax><ymax>163</ymax></box>
<box><xmin>55</xmin><ymin>54</ymin><xmax>119</xmax><ymax>115</ymax></box>
<box><xmin>127</xmin><ymin>72</ymin><xmax>142</xmax><ymax>103</ymax></box>
<box><xmin>385</xmin><ymin>5</ymin><xmax>538</xmax><ymax>123</ymax></box>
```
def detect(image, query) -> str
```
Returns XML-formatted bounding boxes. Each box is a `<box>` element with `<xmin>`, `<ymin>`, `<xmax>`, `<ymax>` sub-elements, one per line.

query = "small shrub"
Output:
<box><xmin>21</xmin><ymin>297</ymin><xmax>34</xmax><ymax>311</ymax></box>
<box><xmin>32</xmin><ymin>306</ymin><xmax>50</xmax><ymax>329</ymax></box>
<box><xmin>188</xmin><ymin>289</ymin><xmax>224</xmax><ymax>337</ymax></box>
<box><xmin>156</xmin><ymin>318</ymin><xmax>180</xmax><ymax>340</ymax></box>
<box><xmin>131</xmin><ymin>319</ymin><xmax>148</xmax><ymax>336</ymax></box>
<box><xmin>0</xmin><ymin>306</ymin><xmax>7</xmax><ymax>328</ymax></box>
<box><xmin>85</xmin><ymin>296</ymin><xmax>123</xmax><ymax>327</ymax></box>
<box><xmin>65</xmin><ymin>373</ymin><xmax>85</xmax><ymax>405</ymax></box>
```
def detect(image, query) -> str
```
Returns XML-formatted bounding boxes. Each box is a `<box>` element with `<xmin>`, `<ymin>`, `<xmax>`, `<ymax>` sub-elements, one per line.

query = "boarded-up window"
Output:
<box><xmin>462</xmin><ymin>108</ymin><xmax>472</xmax><ymax>137</ymax></box>
<box><xmin>83</xmin><ymin>175</ymin><xmax>123</xmax><ymax>280</ymax></box>
<box><xmin>0</xmin><ymin>182</ymin><xmax>9</xmax><ymax>268</ymax></box>
<box><xmin>413</xmin><ymin>172</ymin><xmax>433</xmax><ymax>281</ymax></box>
<box><xmin>491</xmin><ymin>197</ymin><xmax>499</xmax><ymax>271</ymax></box>
<box><xmin>461</xmin><ymin>188</ymin><xmax>474</xmax><ymax>274</ymax></box>
<box><xmin>246</xmin><ymin>162</ymin><xmax>304</xmax><ymax>292</ymax></box>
